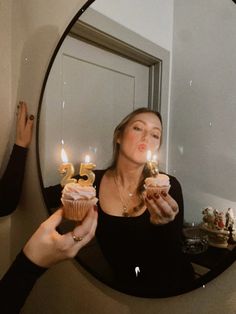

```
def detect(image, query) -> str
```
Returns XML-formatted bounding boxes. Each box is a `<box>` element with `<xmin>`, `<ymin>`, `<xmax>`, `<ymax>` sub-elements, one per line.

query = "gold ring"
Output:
<box><xmin>72</xmin><ymin>233</ymin><xmax>83</xmax><ymax>242</ymax></box>
<box><xmin>173</xmin><ymin>206</ymin><xmax>179</xmax><ymax>212</ymax></box>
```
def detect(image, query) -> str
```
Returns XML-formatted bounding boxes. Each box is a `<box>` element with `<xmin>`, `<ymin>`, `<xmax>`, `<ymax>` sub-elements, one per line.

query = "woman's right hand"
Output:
<box><xmin>23</xmin><ymin>207</ymin><xmax>98</xmax><ymax>268</ymax></box>
<box><xmin>144</xmin><ymin>191</ymin><xmax>179</xmax><ymax>225</ymax></box>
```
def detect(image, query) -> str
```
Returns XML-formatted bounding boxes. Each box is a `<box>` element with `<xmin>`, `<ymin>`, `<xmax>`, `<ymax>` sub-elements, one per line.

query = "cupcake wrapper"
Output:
<box><xmin>61</xmin><ymin>197</ymin><xmax>98</xmax><ymax>221</ymax></box>
<box><xmin>146</xmin><ymin>185</ymin><xmax>170</xmax><ymax>197</ymax></box>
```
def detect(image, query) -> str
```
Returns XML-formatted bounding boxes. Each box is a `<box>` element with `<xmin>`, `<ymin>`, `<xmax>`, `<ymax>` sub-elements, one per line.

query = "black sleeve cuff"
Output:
<box><xmin>12</xmin><ymin>250</ymin><xmax>48</xmax><ymax>275</ymax></box>
<box><xmin>1</xmin><ymin>251</ymin><xmax>47</xmax><ymax>313</ymax></box>
<box><xmin>0</xmin><ymin>145</ymin><xmax>28</xmax><ymax>216</ymax></box>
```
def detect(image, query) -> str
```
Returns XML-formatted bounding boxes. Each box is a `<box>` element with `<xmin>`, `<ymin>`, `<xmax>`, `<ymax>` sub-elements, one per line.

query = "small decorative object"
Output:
<box><xmin>59</xmin><ymin>148</ymin><xmax>97</xmax><ymax>221</ymax></box>
<box><xmin>182</xmin><ymin>222</ymin><xmax>208</xmax><ymax>255</ymax></box>
<box><xmin>201</xmin><ymin>207</ymin><xmax>236</xmax><ymax>248</ymax></box>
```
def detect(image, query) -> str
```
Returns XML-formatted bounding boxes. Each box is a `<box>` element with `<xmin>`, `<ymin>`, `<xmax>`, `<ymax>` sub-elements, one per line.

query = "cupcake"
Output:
<box><xmin>144</xmin><ymin>174</ymin><xmax>170</xmax><ymax>197</ymax></box>
<box><xmin>61</xmin><ymin>182</ymin><xmax>98</xmax><ymax>221</ymax></box>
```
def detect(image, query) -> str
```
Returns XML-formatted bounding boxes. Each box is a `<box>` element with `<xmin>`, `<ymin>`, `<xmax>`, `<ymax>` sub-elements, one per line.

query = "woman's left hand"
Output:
<box><xmin>15</xmin><ymin>101</ymin><xmax>34</xmax><ymax>148</ymax></box>
<box><xmin>144</xmin><ymin>191</ymin><xmax>179</xmax><ymax>225</ymax></box>
<box><xmin>23</xmin><ymin>207</ymin><xmax>97</xmax><ymax>268</ymax></box>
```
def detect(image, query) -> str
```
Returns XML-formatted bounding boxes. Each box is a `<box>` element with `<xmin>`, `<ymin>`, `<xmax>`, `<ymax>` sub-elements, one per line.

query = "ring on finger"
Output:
<box><xmin>172</xmin><ymin>205</ymin><xmax>179</xmax><ymax>212</ymax></box>
<box><xmin>72</xmin><ymin>232</ymin><xmax>83</xmax><ymax>242</ymax></box>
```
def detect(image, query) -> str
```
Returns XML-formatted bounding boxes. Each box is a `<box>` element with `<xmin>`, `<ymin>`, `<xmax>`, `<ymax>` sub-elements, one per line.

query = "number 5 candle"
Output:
<box><xmin>78</xmin><ymin>154</ymin><xmax>96</xmax><ymax>186</ymax></box>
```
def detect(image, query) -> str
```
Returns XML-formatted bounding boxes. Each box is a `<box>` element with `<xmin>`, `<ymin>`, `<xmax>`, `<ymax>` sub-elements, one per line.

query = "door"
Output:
<box><xmin>41</xmin><ymin>35</ymin><xmax>150</xmax><ymax>186</ymax></box>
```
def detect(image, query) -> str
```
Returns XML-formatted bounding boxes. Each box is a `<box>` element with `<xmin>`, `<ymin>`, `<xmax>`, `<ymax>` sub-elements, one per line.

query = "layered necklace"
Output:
<box><xmin>113</xmin><ymin>174</ymin><xmax>142</xmax><ymax>217</ymax></box>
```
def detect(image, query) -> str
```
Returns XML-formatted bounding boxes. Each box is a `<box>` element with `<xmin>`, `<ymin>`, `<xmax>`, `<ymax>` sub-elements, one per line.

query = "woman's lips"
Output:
<box><xmin>138</xmin><ymin>143</ymin><xmax>147</xmax><ymax>152</ymax></box>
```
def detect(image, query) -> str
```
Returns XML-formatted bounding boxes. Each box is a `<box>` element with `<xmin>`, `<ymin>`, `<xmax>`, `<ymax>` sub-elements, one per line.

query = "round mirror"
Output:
<box><xmin>36</xmin><ymin>0</ymin><xmax>236</xmax><ymax>298</ymax></box>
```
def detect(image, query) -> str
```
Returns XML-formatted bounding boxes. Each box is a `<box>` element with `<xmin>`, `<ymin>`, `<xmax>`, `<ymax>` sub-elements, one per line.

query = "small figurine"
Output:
<box><xmin>225</xmin><ymin>208</ymin><xmax>234</xmax><ymax>230</ymax></box>
<box><xmin>228</xmin><ymin>225</ymin><xmax>236</xmax><ymax>245</ymax></box>
<box><xmin>202</xmin><ymin>207</ymin><xmax>215</xmax><ymax>229</ymax></box>
<box><xmin>226</xmin><ymin>208</ymin><xmax>236</xmax><ymax>244</ymax></box>
<box><xmin>214</xmin><ymin>210</ymin><xmax>225</xmax><ymax>230</ymax></box>
<box><xmin>201</xmin><ymin>206</ymin><xmax>236</xmax><ymax>248</ymax></box>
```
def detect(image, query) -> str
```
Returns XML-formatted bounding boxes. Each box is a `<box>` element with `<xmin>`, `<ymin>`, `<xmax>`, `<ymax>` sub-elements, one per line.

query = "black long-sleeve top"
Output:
<box><xmin>95</xmin><ymin>170</ymin><xmax>195</xmax><ymax>297</ymax></box>
<box><xmin>0</xmin><ymin>251</ymin><xmax>47</xmax><ymax>314</ymax></box>
<box><xmin>0</xmin><ymin>144</ymin><xmax>28</xmax><ymax>217</ymax></box>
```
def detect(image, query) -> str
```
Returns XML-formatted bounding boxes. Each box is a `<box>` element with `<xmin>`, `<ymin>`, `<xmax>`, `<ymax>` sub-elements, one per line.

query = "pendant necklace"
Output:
<box><xmin>113</xmin><ymin>175</ymin><xmax>135</xmax><ymax>217</ymax></box>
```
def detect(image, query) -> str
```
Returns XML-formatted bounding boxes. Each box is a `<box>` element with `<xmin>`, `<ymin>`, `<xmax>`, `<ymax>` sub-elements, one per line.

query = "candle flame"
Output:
<box><xmin>61</xmin><ymin>148</ymin><xmax>68</xmax><ymax>163</ymax></box>
<box><xmin>146</xmin><ymin>150</ymin><xmax>152</xmax><ymax>161</ymax></box>
<box><xmin>153</xmin><ymin>152</ymin><xmax>158</xmax><ymax>162</ymax></box>
<box><xmin>85</xmin><ymin>154</ymin><xmax>90</xmax><ymax>163</ymax></box>
<box><xmin>146</xmin><ymin>150</ymin><xmax>158</xmax><ymax>162</ymax></box>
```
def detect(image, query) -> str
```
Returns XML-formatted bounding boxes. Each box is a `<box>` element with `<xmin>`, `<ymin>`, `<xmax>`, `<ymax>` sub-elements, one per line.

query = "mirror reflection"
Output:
<box><xmin>37</xmin><ymin>0</ymin><xmax>236</xmax><ymax>298</ymax></box>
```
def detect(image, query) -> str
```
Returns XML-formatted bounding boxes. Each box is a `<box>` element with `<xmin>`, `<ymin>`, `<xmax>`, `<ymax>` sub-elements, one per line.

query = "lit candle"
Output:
<box><xmin>78</xmin><ymin>154</ymin><xmax>96</xmax><ymax>186</ymax></box>
<box><xmin>146</xmin><ymin>150</ymin><xmax>159</xmax><ymax>176</ymax></box>
<box><xmin>59</xmin><ymin>148</ymin><xmax>77</xmax><ymax>187</ymax></box>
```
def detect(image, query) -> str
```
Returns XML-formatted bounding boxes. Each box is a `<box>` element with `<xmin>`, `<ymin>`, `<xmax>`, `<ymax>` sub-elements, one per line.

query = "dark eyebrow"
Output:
<box><xmin>131</xmin><ymin>119</ymin><xmax>161</xmax><ymax>131</ymax></box>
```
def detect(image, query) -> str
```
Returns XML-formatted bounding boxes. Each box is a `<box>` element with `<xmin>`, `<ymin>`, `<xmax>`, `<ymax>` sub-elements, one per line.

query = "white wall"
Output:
<box><xmin>0</xmin><ymin>0</ymin><xmax>12</xmax><ymax>164</ymax></box>
<box><xmin>0</xmin><ymin>0</ymin><xmax>12</xmax><ymax>276</ymax></box>
<box><xmin>169</xmin><ymin>0</ymin><xmax>236</xmax><ymax>223</ymax></box>
<box><xmin>91</xmin><ymin>0</ymin><xmax>174</xmax><ymax>51</ymax></box>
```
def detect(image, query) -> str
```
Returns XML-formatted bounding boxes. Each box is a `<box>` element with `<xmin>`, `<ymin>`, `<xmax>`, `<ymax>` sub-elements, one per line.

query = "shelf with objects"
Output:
<box><xmin>183</xmin><ymin>206</ymin><xmax>236</xmax><ymax>278</ymax></box>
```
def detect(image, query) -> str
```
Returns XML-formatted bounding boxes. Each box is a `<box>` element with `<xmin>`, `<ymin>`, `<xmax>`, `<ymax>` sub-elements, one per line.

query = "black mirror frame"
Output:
<box><xmin>35</xmin><ymin>0</ymin><xmax>236</xmax><ymax>298</ymax></box>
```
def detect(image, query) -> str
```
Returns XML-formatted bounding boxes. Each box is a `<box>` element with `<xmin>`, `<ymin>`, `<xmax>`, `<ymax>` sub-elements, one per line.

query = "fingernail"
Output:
<box><xmin>29</xmin><ymin>115</ymin><xmax>34</xmax><ymax>120</ymax></box>
<box><xmin>154</xmin><ymin>193</ymin><xmax>160</xmax><ymax>199</ymax></box>
<box><xmin>161</xmin><ymin>191</ymin><xmax>167</xmax><ymax>197</ymax></box>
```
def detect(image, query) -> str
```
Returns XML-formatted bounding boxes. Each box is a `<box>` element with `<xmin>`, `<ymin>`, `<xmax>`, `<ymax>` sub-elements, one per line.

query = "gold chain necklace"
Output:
<box><xmin>113</xmin><ymin>175</ymin><xmax>138</xmax><ymax>217</ymax></box>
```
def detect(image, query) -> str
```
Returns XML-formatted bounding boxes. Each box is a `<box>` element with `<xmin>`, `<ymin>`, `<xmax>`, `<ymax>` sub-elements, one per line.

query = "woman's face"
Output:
<box><xmin>118</xmin><ymin>112</ymin><xmax>162</xmax><ymax>165</ymax></box>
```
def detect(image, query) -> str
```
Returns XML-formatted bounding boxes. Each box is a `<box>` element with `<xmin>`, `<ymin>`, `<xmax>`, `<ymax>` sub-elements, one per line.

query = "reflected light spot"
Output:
<box><xmin>178</xmin><ymin>145</ymin><xmax>184</xmax><ymax>155</ymax></box>
<box><xmin>135</xmin><ymin>266</ymin><xmax>140</xmax><ymax>277</ymax></box>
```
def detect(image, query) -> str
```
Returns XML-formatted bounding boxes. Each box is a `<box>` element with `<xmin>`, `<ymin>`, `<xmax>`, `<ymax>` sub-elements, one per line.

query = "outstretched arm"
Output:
<box><xmin>0</xmin><ymin>101</ymin><xmax>34</xmax><ymax>216</ymax></box>
<box><xmin>1</xmin><ymin>207</ymin><xmax>97</xmax><ymax>313</ymax></box>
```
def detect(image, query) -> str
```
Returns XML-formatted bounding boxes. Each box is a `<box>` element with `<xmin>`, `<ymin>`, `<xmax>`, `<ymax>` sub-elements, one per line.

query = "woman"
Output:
<box><xmin>95</xmin><ymin>107</ymin><xmax>195</xmax><ymax>297</ymax></box>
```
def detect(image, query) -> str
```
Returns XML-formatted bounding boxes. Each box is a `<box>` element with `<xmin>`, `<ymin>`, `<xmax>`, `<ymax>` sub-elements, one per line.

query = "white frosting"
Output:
<box><xmin>145</xmin><ymin>174</ymin><xmax>170</xmax><ymax>187</ymax></box>
<box><xmin>61</xmin><ymin>182</ymin><xmax>96</xmax><ymax>201</ymax></box>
